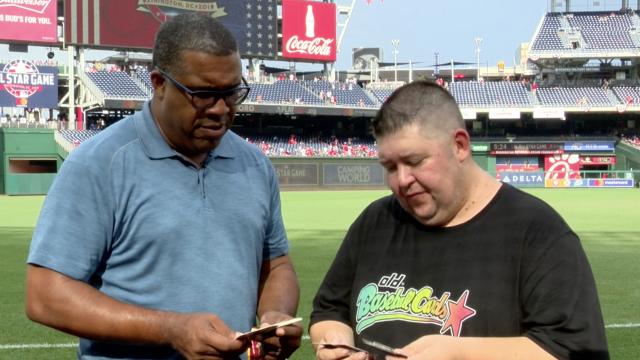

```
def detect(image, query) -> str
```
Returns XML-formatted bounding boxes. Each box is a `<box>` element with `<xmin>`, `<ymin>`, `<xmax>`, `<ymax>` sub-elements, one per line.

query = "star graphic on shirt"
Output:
<box><xmin>440</xmin><ymin>290</ymin><xmax>476</xmax><ymax>337</ymax></box>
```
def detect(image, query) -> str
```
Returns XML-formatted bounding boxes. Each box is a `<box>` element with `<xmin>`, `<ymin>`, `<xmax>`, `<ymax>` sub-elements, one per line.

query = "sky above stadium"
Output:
<box><xmin>0</xmin><ymin>0</ymin><xmax>633</xmax><ymax>72</ymax></box>
<box><xmin>326</xmin><ymin>0</ymin><xmax>634</xmax><ymax>70</ymax></box>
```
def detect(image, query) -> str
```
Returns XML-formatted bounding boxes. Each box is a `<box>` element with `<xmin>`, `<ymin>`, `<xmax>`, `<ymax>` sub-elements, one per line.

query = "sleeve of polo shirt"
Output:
<box><xmin>27</xmin><ymin>157</ymin><xmax>113</xmax><ymax>283</ymax></box>
<box><xmin>262</xmin><ymin>160</ymin><xmax>288</xmax><ymax>260</ymax></box>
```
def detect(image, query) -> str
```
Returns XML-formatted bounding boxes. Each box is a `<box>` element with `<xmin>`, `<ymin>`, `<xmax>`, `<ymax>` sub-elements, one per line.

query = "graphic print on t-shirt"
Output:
<box><xmin>355</xmin><ymin>273</ymin><xmax>477</xmax><ymax>337</ymax></box>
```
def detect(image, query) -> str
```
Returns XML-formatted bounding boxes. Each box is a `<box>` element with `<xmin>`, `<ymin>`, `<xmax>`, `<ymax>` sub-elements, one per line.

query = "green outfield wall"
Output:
<box><xmin>0</xmin><ymin>128</ymin><xmax>62</xmax><ymax>195</ymax></box>
<box><xmin>1</xmin><ymin>131</ymin><xmax>639</xmax><ymax>194</ymax></box>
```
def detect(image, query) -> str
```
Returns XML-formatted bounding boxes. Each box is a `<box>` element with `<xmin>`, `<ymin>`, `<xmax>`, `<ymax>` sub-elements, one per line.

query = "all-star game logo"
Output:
<box><xmin>0</xmin><ymin>60</ymin><xmax>54</xmax><ymax>107</ymax></box>
<box><xmin>136</xmin><ymin>0</ymin><xmax>227</xmax><ymax>23</ymax></box>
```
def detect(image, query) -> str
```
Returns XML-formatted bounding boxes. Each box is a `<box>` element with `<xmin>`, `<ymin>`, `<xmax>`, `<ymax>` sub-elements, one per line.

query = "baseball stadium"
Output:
<box><xmin>0</xmin><ymin>0</ymin><xmax>639</xmax><ymax>359</ymax></box>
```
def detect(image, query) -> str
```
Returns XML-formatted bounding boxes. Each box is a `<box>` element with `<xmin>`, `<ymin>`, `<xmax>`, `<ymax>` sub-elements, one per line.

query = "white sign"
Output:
<box><xmin>533</xmin><ymin>107</ymin><xmax>566</xmax><ymax>120</ymax></box>
<box><xmin>460</xmin><ymin>108</ymin><xmax>477</xmax><ymax>120</ymax></box>
<box><xmin>488</xmin><ymin>108</ymin><xmax>521</xmax><ymax>120</ymax></box>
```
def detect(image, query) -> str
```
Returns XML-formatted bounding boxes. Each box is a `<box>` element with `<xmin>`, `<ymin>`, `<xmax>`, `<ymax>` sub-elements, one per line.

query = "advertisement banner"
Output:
<box><xmin>0</xmin><ymin>0</ymin><xmax>57</xmax><ymax>43</ymax></box>
<box><xmin>460</xmin><ymin>108</ymin><xmax>477</xmax><ymax>120</ymax></box>
<box><xmin>532</xmin><ymin>107</ymin><xmax>565</xmax><ymax>120</ymax></box>
<box><xmin>282</xmin><ymin>0</ymin><xmax>336</xmax><ymax>61</ymax></box>
<box><xmin>545</xmin><ymin>178</ymin><xmax>570</xmax><ymax>188</ymax></box>
<box><xmin>0</xmin><ymin>60</ymin><xmax>58</xmax><ymax>108</ymax></box>
<box><xmin>490</xmin><ymin>143</ymin><xmax>563</xmax><ymax>155</ymax></box>
<box><xmin>564</xmin><ymin>142</ymin><xmax>615</xmax><ymax>152</ymax></box>
<box><xmin>471</xmin><ymin>144</ymin><xmax>488</xmax><ymax>152</ymax></box>
<box><xmin>488</xmin><ymin>108</ymin><xmax>520</xmax><ymax>120</ymax></box>
<box><xmin>64</xmin><ymin>0</ymin><xmax>278</xmax><ymax>57</ymax></box>
<box><xmin>495</xmin><ymin>157</ymin><xmax>539</xmax><ymax>172</ymax></box>
<box><xmin>589</xmin><ymin>179</ymin><xmax>635</xmax><ymax>188</ymax></box>
<box><xmin>352</xmin><ymin>47</ymin><xmax>382</xmax><ymax>70</ymax></box>
<box><xmin>579</xmin><ymin>156</ymin><xmax>616</xmax><ymax>165</ymax></box>
<box><xmin>544</xmin><ymin>154</ymin><xmax>581</xmax><ymax>181</ymax></box>
<box><xmin>499</xmin><ymin>171</ymin><xmax>544</xmax><ymax>187</ymax></box>
<box><xmin>273</xmin><ymin>163</ymin><xmax>319</xmax><ymax>186</ymax></box>
<box><xmin>323</xmin><ymin>164</ymin><xmax>385</xmax><ymax>186</ymax></box>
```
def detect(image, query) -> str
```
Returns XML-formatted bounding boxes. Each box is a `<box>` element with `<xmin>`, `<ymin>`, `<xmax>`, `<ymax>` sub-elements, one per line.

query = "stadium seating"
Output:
<box><xmin>531</xmin><ymin>13</ymin><xmax>566</xmax><ymax>51</ymax></box>
<box><xmin>566</xmin><ymin>12</ymin><xmax>636</xmax><ymax>50</ymax></box>
<box><xmin>611</xmin><ymin>86</ymin><xmax>640</xmax><ymax>105</ymax></box>
<box><xmin>303</xmin><ymin>80</ymin><xmax>378</xmax><ymax>107</ymax></box>
<box><xmin>448</xmin><ymin>81</ymin><xmax>531</xmax><ymax>107</ymax></box>
<box><xmin>56</xmin><ymin>129</ymin><xmax>379</xmax><ymax>157</ymax></box>
<box><xmin>536</xmin><ymin>86</ymin><xmax>613</xmax><ymax>107</ymax></box>
<box><xmin>133</xmin><ymin>68</ymin><xmax>154</xmax><ymax>92</ymax></box>
<box><xmin>59</xmin><ymin>129</ymin><xmax>101</xmax><ymax>144</ymax></box>
<box><xmin>85</xmin><ymin>70</ymin><xmax>150</xmax><ymax>100</ymax></box>
<box><xmin>370</xmin><ymin>88</ymin><xmax>395</xmax><ymax>103</ymax></box>
<box><xmin>247</xmin><ymin>135</ymin><xmax>377</xmax><ymax>157</ymax></box>
<box><xmin>531</xmin><ymin>11</ymin><xmax>640</xmax><ymax>52</ymax></box>
<box><xmin>247</xmin><ymin>80</ymin><xmax>323</xmax><ymax>105</ymax></box>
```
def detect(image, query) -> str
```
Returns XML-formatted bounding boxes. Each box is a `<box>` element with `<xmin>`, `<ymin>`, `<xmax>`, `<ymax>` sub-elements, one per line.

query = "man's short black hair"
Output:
<box><xmin>152</xmin><ymin>13</ymin><xmax>238</xmax><ymax>75</ymax></box>
<box><xmin>371</xmin><ymin>80</ymin><xmax>464</xmax><ymax>139</ymax></box>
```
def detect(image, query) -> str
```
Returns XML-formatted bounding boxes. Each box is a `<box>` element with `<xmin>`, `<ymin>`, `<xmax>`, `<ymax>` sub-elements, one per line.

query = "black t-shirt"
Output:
<box><xmin>310</xmin><ymin>184</ymin><xmax>608</xmax><ymax>359</ymax></box>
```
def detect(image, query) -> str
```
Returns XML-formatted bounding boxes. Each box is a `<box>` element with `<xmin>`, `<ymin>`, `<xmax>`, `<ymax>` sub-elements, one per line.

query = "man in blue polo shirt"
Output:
<box><xmin>25</xmin><ymin>13</ymin><xmax>301</xmax><ymax>360</ymax></box>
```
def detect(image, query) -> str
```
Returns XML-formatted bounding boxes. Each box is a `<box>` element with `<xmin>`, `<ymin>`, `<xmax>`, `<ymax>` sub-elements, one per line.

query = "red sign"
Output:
<box><xmin>0</xmin><ymin>0</ymin><xmax>57</xmax><ymax>43</ymax></box>
<box><xmin>580</xmin><ymin>156</ymin><xmax>616</xmax><ymax>165</ymax></box>
<box><xmin>64</xmin><ymin>1</ymin><xmax>279</xmax><ymax>57</ymax></box>
<box><xmin>282</xmin><ymin>0</ymin><xmax>336</xmax><ymax>62</ymax></box>
<box><xmin>544</xmin><ymin>154</ymin><xmax>581</xmax><ymax>180</ymax></box>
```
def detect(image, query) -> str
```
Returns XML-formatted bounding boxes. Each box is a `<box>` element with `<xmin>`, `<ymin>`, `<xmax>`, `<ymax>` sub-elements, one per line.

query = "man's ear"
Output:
<box><xmin>452</xmin><ymin>128</ymin><xmax>471</xmax><ymax>161</ymax></box>
<box><xmin>150</xmin><ymin>70</ymin><xmax>166</xmax><ymax>98</ymax></box>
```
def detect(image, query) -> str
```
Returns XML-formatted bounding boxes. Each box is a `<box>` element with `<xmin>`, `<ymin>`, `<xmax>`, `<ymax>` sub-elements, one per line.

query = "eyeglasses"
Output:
<box><xmin>157</xmin><ymin>68</ymin><xmax>251</xmax><ymax>110</ymax></box>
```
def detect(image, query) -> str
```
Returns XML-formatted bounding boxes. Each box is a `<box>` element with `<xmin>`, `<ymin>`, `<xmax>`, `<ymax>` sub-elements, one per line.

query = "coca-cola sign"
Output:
<box><xmin>282</xmin><ymin>0</ymin><xmax>336</xmax><ymax>62</ymax></box>
<box><xmin>285</xmin><ymin>36</ymin><xmax>334</xmax><ymax>56</ymax></box>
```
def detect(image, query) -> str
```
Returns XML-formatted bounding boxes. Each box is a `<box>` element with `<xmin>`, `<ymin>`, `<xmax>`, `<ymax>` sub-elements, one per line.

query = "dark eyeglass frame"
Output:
<box><xmin>157</xmin><ymin>68</ymin><xmax>251</xmax><ymax>110</ymax></box>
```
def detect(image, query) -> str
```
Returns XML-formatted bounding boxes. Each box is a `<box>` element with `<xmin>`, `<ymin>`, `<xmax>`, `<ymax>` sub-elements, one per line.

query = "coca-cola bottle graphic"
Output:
<box><xmin>305</xmin><ymin>4</ymin><xmax>315</xmax><ymax>38</ymax></box>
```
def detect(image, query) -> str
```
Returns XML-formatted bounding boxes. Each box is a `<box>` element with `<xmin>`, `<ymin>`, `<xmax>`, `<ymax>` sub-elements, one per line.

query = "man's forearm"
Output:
<box><xmin>257</xmin><ymin>255</ymin><xmax>299</xmax><ymax>319</ymax></box>
<box><xmin>25</xmin><ymin>265</ymin><xmax>180</xmax><ymax>345</ymax></box>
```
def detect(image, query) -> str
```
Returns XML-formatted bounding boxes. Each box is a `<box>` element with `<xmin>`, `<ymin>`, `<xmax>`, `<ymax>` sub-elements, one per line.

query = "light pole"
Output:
<box><xmin>391</xmin><ymin>39</ymin><xmax>400</xmax><ymax>82</ymax></box>
<box><xmin>474</xmin><ymin>37</ymin><xmax>483</xmax><ymax>82</ymax></box>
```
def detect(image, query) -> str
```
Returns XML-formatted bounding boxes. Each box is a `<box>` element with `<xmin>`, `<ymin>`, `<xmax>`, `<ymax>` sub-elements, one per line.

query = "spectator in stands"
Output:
<box><xmin>309</xmin><ymin>81</ymin><xmax>608</xmax><ymax>360</ymax></box>
<box><xmin>625</xmin><ymin>94</ymin><xmax>634</xmax><ymax>105</ymax></box>
<box><xmin>26</xmin><ymin>13</ymin><xmax>301</xmax><ymax>360</ymax></box>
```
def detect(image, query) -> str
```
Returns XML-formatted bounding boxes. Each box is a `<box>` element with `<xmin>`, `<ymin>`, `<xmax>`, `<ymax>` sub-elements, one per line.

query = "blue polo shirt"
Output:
<box><xmin>28</xmin><ymin>103</ymin><xmax>289</xmax><ymax>359</ymax></box>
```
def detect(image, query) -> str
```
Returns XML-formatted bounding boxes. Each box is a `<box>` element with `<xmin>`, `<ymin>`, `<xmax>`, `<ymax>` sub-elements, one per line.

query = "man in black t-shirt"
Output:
<box><xmin>309</xmin><ymin>81</ymin><xmax>608</xmax><ymax>360</ymax></box>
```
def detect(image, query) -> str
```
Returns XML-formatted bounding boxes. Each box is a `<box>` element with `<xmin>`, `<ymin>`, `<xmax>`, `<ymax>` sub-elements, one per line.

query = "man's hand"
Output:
<box><xmin>256</xmin><ymin>311</ymin><xmax>303</xmax><ymax>360</ymax></box>
<box><xmin>314</xmin><ymin>331</ymin><xmax>371</xmax><ymax>360</ymax></box>
<box><xmin>167</xmin><ymin>312</ymin><xmax>247</xmax><ymax>360</ymax></box>
<box><xmin>391</xmin><ymin>335</ymin><xmax>462</xmax><ymax>359</ymax></box>
<box><xmin>393</xmin><ymin>335</ymin><xmax>556</xmax><ymax>360</ymax></box>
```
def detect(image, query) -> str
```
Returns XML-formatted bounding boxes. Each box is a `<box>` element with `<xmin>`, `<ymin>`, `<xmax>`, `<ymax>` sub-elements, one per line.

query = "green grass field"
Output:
<box><xmin>1</xmin><ymin>189</ymin><xmax>639</xmax><ymax>359</ymax></box>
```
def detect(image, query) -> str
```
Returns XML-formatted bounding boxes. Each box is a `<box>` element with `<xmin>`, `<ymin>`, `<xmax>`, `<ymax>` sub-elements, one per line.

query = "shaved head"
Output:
<box><xmin>371</xmin><ymin>80</ymin><xmax>464</xmax><ymax>140</ymax></box>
